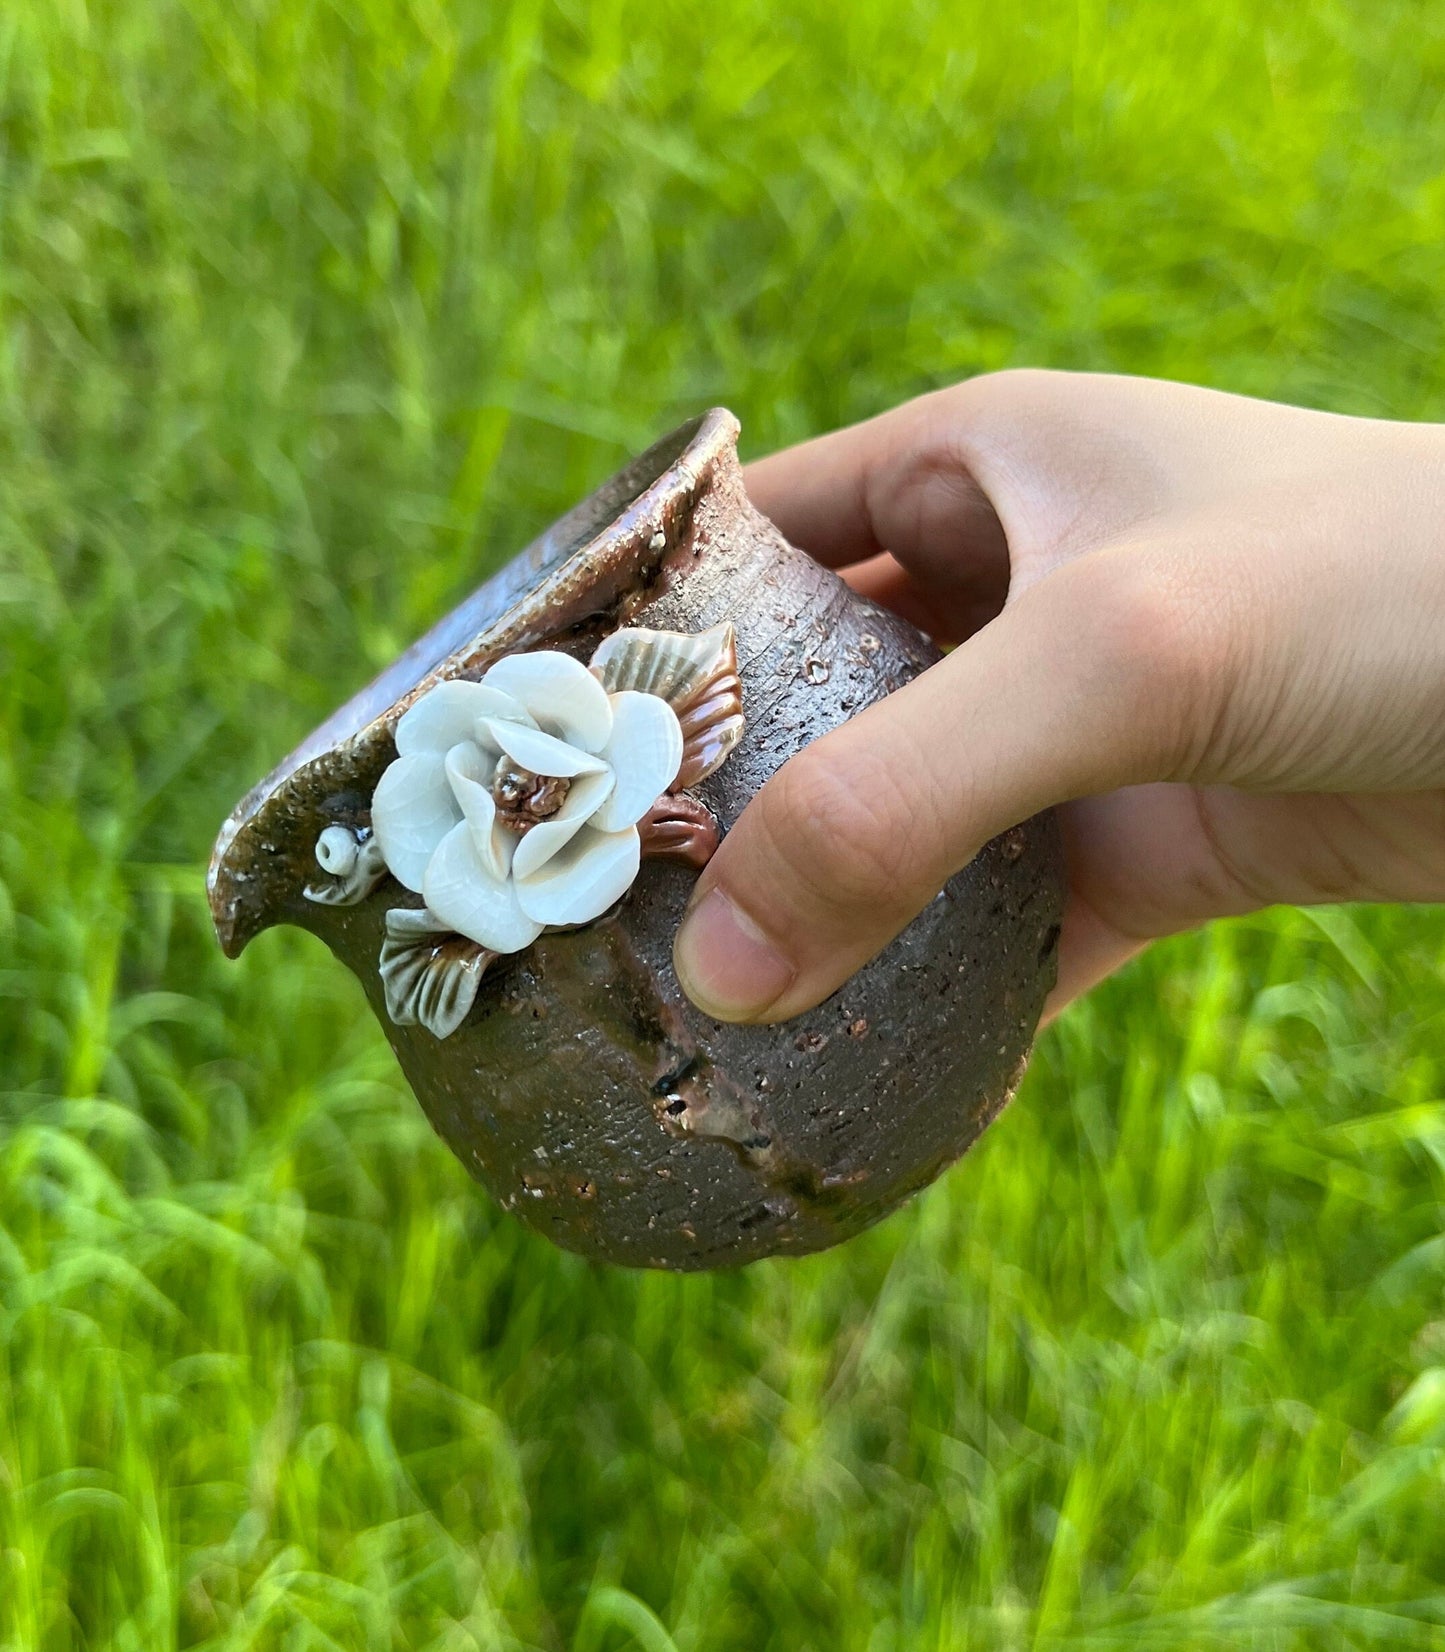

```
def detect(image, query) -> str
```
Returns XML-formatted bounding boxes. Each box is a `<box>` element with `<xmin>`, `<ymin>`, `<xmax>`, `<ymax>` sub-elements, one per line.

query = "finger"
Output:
<box><xmin>742</xmin><ymin>387</ymin><xmax>1011</xmax><ymax>616</ymax></box>
<box><xmin>1043</xmin><ymin>776</ymin><xmax>1445</xmax><ymax>1024</ymax></box>
<box><xmin>840</xmin><ymin>551</ymin><xmax>909</xmax><ymax>601</ymax></box>
<box><xmin>1039</xmin><ymin>892</ymin><xmax>1148</xmax><ymax>1026</ymax></box>
<box><xmin>1039</xmin><ymin>787</ymin><xmax>1205</xmax><ymax>1022</ymax></box>
<box><xmin>672</xmin><ymin>548</ymin><xmax>1220</xmax><ymax>1022</ymax></box>
<box><xmin>841</xmin><ymin>554</ymin><xmax>963</xmax><ymax>644</ymax></box>
<box><xmin>842</xmin><ymin>553</ymin><xmax>1004</xmax><ymax>647</ymax></box>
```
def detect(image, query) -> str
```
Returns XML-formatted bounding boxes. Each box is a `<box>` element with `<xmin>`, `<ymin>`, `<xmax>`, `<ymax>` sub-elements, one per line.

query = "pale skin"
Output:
<box><xmin>670</xmin><ymin>370</ymin><xmax>1445</xmax><ymax>1024</ymax></box>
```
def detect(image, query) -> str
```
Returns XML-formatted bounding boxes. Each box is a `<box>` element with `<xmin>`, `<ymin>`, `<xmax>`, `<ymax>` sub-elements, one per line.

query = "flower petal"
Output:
<box><xmin>480</xmin><ymin>651</ymin><xmax>613</xmax><ymax>751</ymax></box>
<box><xmin>443</xmin><ymin>741</ymin><xmax>514</xmax><ymax>881</ymax></box>
<box><xmin>423</xmin><ymin>822</ymin><xmax>544</xmax><ymax>954</ymax></box>
<box><xmin>371</xmin><ymin>752</ymin><xmax>461</xmax><ymax>892</ymax></box>
<box><xmin>396</xmin><ymin>680</ymin><xmax>528</xmax><ymax>756</ymax></box>
<box><xmin>485</xmin><ymin>718</ymin><xmax>607</xmax><ymax>778</ymax></box>
<box><xmin>510</xmin><ymin>769</ymin><xmax>615</xmax><ymax>881</ymax></box>
<box><xmin>590</xmin><ymin>691</ymin><xmax>684</xmax><ymax>832</ymax></box>
<box><xmin>514</xmin><ymin>825</ymin><xmax>641</xmax><ymax>927</ymax></box>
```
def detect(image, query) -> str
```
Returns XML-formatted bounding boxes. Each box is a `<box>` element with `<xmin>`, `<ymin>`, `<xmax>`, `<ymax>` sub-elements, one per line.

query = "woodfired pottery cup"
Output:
<box><xmin>210</xmin><ymin>409</ymin><xmax>1064</xmax><ymax>1270</ymax></box>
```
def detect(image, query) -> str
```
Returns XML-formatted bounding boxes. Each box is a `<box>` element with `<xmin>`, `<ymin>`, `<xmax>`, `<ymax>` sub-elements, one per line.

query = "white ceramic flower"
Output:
<box><xmin>372</xmin><ymin>650</ymin><xmax>685</xmax><ymax>954</ymax></box>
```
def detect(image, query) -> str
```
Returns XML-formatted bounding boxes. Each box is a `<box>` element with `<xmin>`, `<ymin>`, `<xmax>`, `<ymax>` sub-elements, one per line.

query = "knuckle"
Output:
<box><xmin>944</xmin><ymin>368</ymin><xmax>1076</xmax><ymax>450</ymax></box>
<box><xmin>933</xmin><ymin>371</ymin><xmax>1089</xmax><ymax>541</ymax></box>
<box><xmin>759</xmin><ymin>742</ymin><xmax>929</xmax><ymax>918</ymax></box>
<box><xmin>948</xmin><ymin>366</ymin><xmax>1060</xmax><ymax>415</ymax></box>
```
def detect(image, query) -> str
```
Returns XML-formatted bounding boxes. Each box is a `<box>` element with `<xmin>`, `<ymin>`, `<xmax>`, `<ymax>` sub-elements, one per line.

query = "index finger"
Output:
<box><xmin>741</xmin><ymin>383</ymin><xmax>1009</xmax><ymax>586</ymax></box>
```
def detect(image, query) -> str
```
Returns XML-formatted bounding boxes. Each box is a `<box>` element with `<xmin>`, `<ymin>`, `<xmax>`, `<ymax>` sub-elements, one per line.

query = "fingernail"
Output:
<box><xmin>673</xmin><ymin>887</ymin><xmax>795</xmax><ymax>1021</ymax></box>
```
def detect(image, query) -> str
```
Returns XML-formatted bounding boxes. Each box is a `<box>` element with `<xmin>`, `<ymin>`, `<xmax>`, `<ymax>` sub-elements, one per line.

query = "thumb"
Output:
<box><xmin>672</xmin><ymin>549</ymin><xmax>1215</xmax><ymax>1022</ymax></box>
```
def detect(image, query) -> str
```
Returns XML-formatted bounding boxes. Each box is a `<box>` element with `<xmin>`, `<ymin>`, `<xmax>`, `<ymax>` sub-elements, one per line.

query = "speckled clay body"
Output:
<box><xmin>210</xmin><ymin>409</ymin><xmax>1064</xmax><ymax>1269</ymax></box>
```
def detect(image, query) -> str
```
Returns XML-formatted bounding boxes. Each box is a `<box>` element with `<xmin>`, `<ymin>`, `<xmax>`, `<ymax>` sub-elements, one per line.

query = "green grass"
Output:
<box><xmin>3</xmin><ymin>0</ymin><xmax>1445</xmax><ymax>1645</ymax></box>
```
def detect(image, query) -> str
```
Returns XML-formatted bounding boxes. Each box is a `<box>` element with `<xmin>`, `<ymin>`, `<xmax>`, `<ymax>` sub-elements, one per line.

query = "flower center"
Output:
<box><xmin>491</xmin><ymin>763</ymin><xmax>570</xmax><ymax>832</ymax></box>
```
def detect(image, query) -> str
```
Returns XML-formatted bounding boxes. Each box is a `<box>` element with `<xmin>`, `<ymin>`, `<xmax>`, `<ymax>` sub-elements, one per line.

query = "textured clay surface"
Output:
<box><xmin>211</xmin><ymin>410</ymin><xmax>1065</xmax><ymax>1269</ymax></box>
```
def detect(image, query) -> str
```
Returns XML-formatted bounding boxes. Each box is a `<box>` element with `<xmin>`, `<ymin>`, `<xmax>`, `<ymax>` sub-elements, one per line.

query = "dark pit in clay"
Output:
<box><xmin>210</xmin><ymin>408</ymin><xmax>1065</xmax><ymax>1269</ymax></box>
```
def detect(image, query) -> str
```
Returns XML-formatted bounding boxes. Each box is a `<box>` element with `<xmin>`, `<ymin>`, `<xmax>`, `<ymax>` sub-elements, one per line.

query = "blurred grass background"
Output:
<box><xmin>4</xmin><ymin>0</ymin><xmax>1445</xmax><ymax>1645</ymax></box>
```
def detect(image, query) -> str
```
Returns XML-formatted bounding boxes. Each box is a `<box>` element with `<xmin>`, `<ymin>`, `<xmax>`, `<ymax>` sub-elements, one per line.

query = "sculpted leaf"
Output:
<box><xmin>590</xmin><ymin>623</ymin><xmax>744</xmax><ymax>788</ymax></box>
<box><xmin>379</xmin><ymin>908</ymin><xmax>494</xmax><ymax>1040</ymax></box>
<box><xmin>637</xmin><ymin>793</ymin><xmax>721</xmax><ymax>869</ymax></box>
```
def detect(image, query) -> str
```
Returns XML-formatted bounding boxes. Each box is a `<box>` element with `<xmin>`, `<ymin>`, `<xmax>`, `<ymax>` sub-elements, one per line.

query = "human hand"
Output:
<box><xmin>671</xmin><ymin>370</ymin><xmax>1445</xmax><ymax>1023</ymax></box>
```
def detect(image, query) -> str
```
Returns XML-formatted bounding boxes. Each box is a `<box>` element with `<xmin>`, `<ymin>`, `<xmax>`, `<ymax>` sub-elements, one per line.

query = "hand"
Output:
<box><xmin>671</xmin><ymin>370</ymin><xmax>1445</xmax><ymax>1023</ymax></box>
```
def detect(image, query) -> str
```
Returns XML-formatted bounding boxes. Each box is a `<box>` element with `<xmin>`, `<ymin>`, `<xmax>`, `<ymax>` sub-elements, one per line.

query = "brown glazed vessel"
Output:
<box><xmin>210</xmin><ymin>409</ymin><xmax>1064</xmax><ymax>1269</ymax></box>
